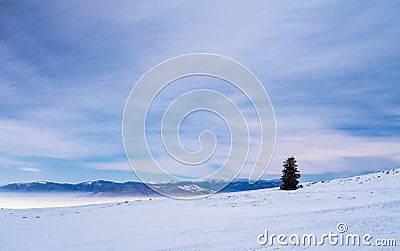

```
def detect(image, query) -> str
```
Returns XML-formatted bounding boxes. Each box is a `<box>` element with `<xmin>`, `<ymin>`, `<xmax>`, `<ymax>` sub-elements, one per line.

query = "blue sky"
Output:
<box><xmin>0</xmin><ymin>0</ymin><xmax>399</xmax><ymax>184</ymax></box>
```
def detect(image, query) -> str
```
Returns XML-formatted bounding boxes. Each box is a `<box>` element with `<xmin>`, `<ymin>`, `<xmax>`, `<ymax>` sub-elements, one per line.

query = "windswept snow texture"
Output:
<box><xmin>0</xmin><ymin>169</ymin><xmax>399</xmax><ymax>250</ymax></box>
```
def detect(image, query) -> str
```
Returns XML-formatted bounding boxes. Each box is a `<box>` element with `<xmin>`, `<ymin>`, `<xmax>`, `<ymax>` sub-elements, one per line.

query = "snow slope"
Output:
<box><xmin>0</xmin><ymin>169</ymin><xmax>399</xmax><ymax>250</ymax></box>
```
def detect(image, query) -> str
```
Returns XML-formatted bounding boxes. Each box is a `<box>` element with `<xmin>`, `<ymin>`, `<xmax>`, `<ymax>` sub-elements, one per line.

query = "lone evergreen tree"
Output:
<box><xmin>280</xmin><ymin>156</ymin><xmax>301</xmax><ymax>190</ymax></box>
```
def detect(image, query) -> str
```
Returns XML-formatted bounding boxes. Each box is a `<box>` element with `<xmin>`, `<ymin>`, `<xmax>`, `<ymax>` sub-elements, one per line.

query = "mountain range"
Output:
<box><xmin>0</xmin><ymin>179</ymin><xmax>282</xmax><ymax>197</ymax></box>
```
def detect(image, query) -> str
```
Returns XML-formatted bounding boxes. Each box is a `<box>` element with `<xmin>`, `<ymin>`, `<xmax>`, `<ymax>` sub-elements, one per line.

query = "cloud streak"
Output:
<box><xmin>19</xmin><ymin>167</ymin><xmax>41</xmax><ymax>173</ymax></box>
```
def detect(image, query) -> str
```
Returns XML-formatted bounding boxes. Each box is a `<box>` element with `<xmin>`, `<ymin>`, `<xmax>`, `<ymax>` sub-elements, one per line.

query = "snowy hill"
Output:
<box><xmin>0</xmin><ymin>168</ymin><xmax>399</xmax><ymax>250</ymax></box>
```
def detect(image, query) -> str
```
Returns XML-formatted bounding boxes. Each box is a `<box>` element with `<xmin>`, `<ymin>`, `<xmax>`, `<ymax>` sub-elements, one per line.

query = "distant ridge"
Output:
<box><xmin>0</xmin><ymin>179</ymin><xmax>282</xmax><ymax>197</ymax></box>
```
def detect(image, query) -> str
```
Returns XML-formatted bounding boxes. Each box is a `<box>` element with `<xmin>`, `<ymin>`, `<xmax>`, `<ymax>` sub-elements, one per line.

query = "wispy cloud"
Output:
<box><xmin>19</xmin><ymin>167</ymin><xmax>41</xmax><ymax>173</ymax></box>
<box><xmin>84</xmin><ymin>161</ymin><xmax>131</xmax><ymax>172</ymax></box>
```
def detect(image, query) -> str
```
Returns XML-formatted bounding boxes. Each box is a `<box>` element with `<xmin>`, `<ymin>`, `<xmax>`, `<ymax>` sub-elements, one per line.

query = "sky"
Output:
<box><xmin>0</xmin><ymin>0</ymin><xmax>399</xmax><ymax>184</ymax></box>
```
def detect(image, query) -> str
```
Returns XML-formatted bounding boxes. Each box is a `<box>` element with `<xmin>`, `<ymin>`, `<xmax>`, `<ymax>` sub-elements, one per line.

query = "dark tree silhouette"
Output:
<box><xmin>280</xmin><ymin>156</ymin><xmax>301</xmax><ymax>190</ymax></box>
